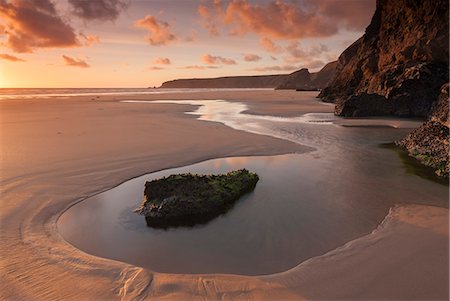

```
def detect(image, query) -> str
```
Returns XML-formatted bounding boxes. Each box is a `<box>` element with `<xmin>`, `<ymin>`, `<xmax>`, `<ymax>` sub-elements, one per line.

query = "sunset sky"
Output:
<box><xmin>0</xmin><ymin>0</ymin><xmax>376</xmax><ymax>88</ymax></box>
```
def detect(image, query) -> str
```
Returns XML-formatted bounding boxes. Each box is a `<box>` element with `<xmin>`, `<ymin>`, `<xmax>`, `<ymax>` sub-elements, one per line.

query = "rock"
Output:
<box><xmin>396</xmin><ymin>83</ymin><xmax>449</xmax><ymax>178</ymax></box>
<box><xmin>160</xmin><ymin>74</ymin><xmax>288</xmax><ymax>89</ymax></box>
<box><xmin>159</xmin><ymin>61</ymin><xmax>337</xmax><ymax>90</ymax></box>
<box><xmin>135</xmin><ymin>169</ymin><xmax>259</xmax><ymax>228</ymax></box>
<box><xmin>275</xmin><ymin>61</ymin><xmax>338</xmax><ymax>90</ymax></box>
<box><xmin>319</xmin><ymin>0</ymin><xmax>449</xmax><ymax>118</ymax></box>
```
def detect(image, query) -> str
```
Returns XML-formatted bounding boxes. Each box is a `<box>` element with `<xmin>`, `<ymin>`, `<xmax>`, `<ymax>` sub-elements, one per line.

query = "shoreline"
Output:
<box><xmin>1</xmin><ymin>90</ymin><xmax>448</xmax><ymax>300</ymax></box>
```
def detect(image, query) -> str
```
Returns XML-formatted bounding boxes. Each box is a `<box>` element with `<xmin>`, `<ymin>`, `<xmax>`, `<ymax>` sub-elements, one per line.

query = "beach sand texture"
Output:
<box><xmin>1</xmin><ymin>90</ymin><xmax>448</xmax><ymax>300</ymax></box>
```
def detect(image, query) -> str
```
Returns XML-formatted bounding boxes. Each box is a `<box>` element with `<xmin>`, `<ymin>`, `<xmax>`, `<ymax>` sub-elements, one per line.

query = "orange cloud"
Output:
<box><xmin>260</xmin><ymin>37</ymin><xmax>282</xmax><ymax>54</ymax></box>
<box><xmin>198</xmin><ymin>0</ymin><xmax>375</xmax><ymax>41</ymax></box>
<box><xmin>197</xmin><ymin>1</ymin><xmax>223</xmax><ymax>36</ymax></box>
<box><xmin>243</xmin><ymin>53</ymin><xmax>261</xmax><ymax>62</ymax></box>
<box><xmin>0</xmin><ymin>0</ymin><xmax>79</xmax><ymax>53</ymax></box>
<box><xmin>134</xmin><ymin>15</ymin><xmax>176</xmax><ymax>46</ymax></box>
<box><xmin>80</xmin><ymin>34</ymin><xmax>100</xmax><ymax>47</ymax></box>
<box><xmin>285</xmin><ymin>42</ymin><xmax>328</xmax><ymax>62</ymax></box>
<box><xmin>68</xmin><ymin>0</ymin><xmax>128</xmax><ymax>21</ymax></box>
<box><xmin>62</xmin><ymin>55</ymin><xmax>90</xmax><ymax>68</ymax></box>
<box><xmin>153</xmin><ymin>57</ymin><xmax>172</xmax><ymax>65</ymax></box>
<box><xmin>0</xmin><ymin>53</ymin><xmax>25</xmax><ymax>62</ymax></box>
<box><xmin>305</xmin><ymin>0</ymin><xmax>376</xmax><ymax>31</ymax></box>
<box><xmin>202</xmin><ymin>54</ymin><xmax>236</xmax><ymax>65</ymax></box>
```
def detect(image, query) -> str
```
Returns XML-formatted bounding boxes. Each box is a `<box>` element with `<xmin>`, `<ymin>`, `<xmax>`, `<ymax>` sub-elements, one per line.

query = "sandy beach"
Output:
<box><xmin>1</xmin><ymin>90</ymin><xmax>448</xmax><ymax>300</ymax></box>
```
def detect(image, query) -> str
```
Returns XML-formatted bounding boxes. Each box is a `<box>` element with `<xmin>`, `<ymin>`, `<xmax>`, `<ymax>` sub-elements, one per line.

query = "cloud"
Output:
<box><xmin>62</xmin><ymin>55</ymin><xmax>90</xmax><ymax>68</ymax></box>
<box><xmin>243</xmin><ymin>53</ymin><xmax>261</xmax><ymax>62</ymax></box>
<box><xmin>197</xmin><ymin>2</ymin><xmax>222</xmax><ymax>36</ymax></box>
<box><xmin>153</xmin><ymin>57</ymin><xmax>171</xmax><ymax>65</ymax></box>
<box><xmin>134</xmin><ymin>15</ymin><xmax>176</xmax><ymax>46</ymax></box>
<box><xmin>285</xmin><ymin>42</ymin><xmax>328</xmax><ymax>61</ymax></box>
<box><xmin>198</xmin><ymin>0</ymin><xmax>375</xmax><ymax>41</ymax></box>
<box><xmin>305</xmin><ymin>0</ymin><xmax>376</xmax><ymax>32</ymax></box>
<box><xmin>259</xmin><ymin>37</ymin><xmax>282</xmax><ymax>53</ymax></box>
<box><xmin>180</xmin><ymin>65</ymin><xmax>221</xmax><ymax>70</ymax></box>
<box><xmin>202</xmin><ymin>54</ymin><xmax>236</xmax><ymax>65</ymax></box>
<box><xmin>0</xmin><ymin>53</ymin><xmax>25</xmax><ymax>62</ymax></box>
<box><xmin>148</xmin><ymin>66</ymin><xmax>164</xmax><ymax>70</ymax></box>
<box><xmin>68</xmin><ymin>0</ymin><xmax>128</xmax><ymax>22</ymax></box>
<box><xmin>80</xmin><ymin>33</ymin><xmax>100</xmax><ymax>46</ymax></box>
<box><xmin>251</xmin><ymin>65</ymin><xmax>299</xmax><ymax>72</ymax></box>
<box><xmin>0</xmin><ymin>0</ymin><xmax>79</xmax><ymax>53</ymax></box>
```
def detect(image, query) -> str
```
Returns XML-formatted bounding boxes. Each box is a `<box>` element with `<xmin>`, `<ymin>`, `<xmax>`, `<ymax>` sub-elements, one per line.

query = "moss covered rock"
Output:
<box><xmin>135</xmin><ymin>169</ymin><xmax>259</xmax><ymax>228</ymax></box>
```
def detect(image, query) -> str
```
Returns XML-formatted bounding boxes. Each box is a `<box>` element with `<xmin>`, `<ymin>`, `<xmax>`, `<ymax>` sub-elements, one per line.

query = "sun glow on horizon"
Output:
<box><xmin>0</xmin><ymin>0</ymin><xmax>376</xmax><ymax>88</ymax></box>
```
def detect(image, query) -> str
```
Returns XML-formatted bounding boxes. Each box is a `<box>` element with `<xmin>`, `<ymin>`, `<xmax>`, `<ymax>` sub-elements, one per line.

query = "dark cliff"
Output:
<box><xmin>160</xmin><ymin>61</ymin><xmax>337</xmax><ymax>90</ymax></box>
<box><xmin>319</xmin><ymin>0</ymin><xmax>449</xmax><ymax>117</ymax></box>
<box><xmin>160</xmin><ymin>74</ymin><xmax>287</xmax><ymax>89</ymax></box>
<box><xmin>276</xmin><ymin>61</ymin><xmax>337</xmax><ymax>90</ymax></box>
<box><xmin>396</xmin><ymin>83</ymin><xmax>449</xmax><ymax>177</ymax></box>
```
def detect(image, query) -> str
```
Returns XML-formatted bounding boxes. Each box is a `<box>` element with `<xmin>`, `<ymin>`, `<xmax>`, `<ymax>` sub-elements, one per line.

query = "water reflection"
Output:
<box><xmin>58</xmin><ymin>99</ymin><xmax>447</xmax><ymax>276</ymax></box>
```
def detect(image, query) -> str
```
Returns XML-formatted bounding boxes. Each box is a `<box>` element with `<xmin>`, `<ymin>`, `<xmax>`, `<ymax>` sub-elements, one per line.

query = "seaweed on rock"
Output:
<box><xmin>135</xmin><ymin>169</ymin><xmax>259</xmax><ymax>228</ymax></box>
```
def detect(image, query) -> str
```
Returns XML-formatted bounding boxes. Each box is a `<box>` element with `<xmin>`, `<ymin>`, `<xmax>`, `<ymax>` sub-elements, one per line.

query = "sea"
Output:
<box><xmin>0</xmin><ymin>88</ymin><xmax>272</xmax><ymax>99</ymax></box>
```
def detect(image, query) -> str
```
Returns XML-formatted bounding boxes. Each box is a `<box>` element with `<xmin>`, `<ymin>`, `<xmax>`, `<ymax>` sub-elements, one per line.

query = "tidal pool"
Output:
<box><xmin>58</xmin><ymin>98</ymin><xmax>448</xmax><ymax>276</ymax></box>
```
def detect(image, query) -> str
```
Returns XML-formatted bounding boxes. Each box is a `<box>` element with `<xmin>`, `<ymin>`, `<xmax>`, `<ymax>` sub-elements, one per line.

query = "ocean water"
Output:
<box><xmin>0</xmin><ymin>88</ymin><xmax>272</xmax><ymax>99</ymax></box>
<box><xmin>58</xmin><ymin>99</ymin><xmax>448</xmax><ymax>276</ymax></box>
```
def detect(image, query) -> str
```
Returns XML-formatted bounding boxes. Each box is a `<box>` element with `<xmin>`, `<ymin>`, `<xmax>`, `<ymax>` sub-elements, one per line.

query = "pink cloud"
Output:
<box><xmin>260</xmin><ymin>37</ymin><xmax>282</xmax><ymax>54</ymax></box>
<box><xmin>134</xmin><ymin>15</ymin><xmax>176</xmax><ymax>46</ymax></box>
<box><xmin>153</xmin><ymin>57</ymin><xmax>172</xmax><ymax>65</ymax></box>
<box><xmin>0</xmin><ymin>53</ymin><xmax>25</xmax><ymax>62</ymax></box>
<box><xmin>285</xmin><ymin>42</ymin><xmax>328</xmax><ymax>59</ymax></box>
<box><xmin>62</xmin><ymin>55</ymin><xmax>90</xmax><ymax>68</ymax></box>
<box><xmin>306</xmin><ymin>0</ymin><xmax>376</xmax><ymax>31</ymax></box>
<box><xmin>198</xmin><ymin>0</ymin><xmax>375</xmax><ymax>42</ymax></box>
<box><xmin>202</xmin><ymin>54</ymin><xmax>236</xmax><ymax>65</ymax></box>
<box><xmin>243</xmin><ymin>53</ymin><xmax>262</xmax><ymax>62</ymax></box>
<box><xmin>0</xmin><ymin>0</ymin><xmax>80</xmax><ymax>53</ymax></box>
<box><xmin>197</xmin><ymin>1</ymin><xmax>223</xmax><ymax>36</ymax></box>
<box><xmin>80</xmin><ymin>34</ymin><xmax>100</xmax><ymax>46</ymax></box>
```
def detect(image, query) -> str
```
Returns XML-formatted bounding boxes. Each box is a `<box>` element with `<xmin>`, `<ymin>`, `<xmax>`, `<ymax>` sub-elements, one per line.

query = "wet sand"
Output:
<box><xmin>0</xmin><ymin>90</ymin><xmax>448</xmax><ymax>300</ymax></box>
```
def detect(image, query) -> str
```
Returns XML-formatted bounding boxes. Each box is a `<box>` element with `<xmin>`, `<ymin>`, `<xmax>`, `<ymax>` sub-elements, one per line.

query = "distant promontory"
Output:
<box><xmin>159</xmin><ymin>61</ymin><xmax>337</xmax><ymax>90</ymax></box>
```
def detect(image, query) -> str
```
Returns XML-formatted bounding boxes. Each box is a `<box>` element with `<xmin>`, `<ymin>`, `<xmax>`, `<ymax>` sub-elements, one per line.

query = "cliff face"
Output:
<box><xmin>396</xmin><ymin>83</ymin><xmax>449</xmax><ymax>177</ymax></box>
<box><xmin>160</xmin><ymin>61</ymin><xmax>337</xmax><ymax>90</ymax></box>
<box><xmin>275</xmin><ymin>68</ymin><xmax>311</xmax><ymax>90</ymax></box>
<box><xmin>160</xmin><ymin>74</ymin><xmax>287</xmax><ymax>89</ymax></box>
<box><xmin>276</xmin><ymin>61</ymin><xmax>337</xmax><ymax>90</ymax></box>
<box><xmin>319</xmin><ymin>0</ymin><xmax>449</xmax><ymax>117</ymax></box>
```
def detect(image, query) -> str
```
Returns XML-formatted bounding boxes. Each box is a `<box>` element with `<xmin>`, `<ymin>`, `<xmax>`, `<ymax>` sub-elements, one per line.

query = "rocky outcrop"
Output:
<box><xmin>135</xmin><ymin>169</ymin><xmax>259</xmax><ymax>228</ymax></box>
<box><xmin>309</xmin><ymin>61</ymin><xmax>338</xmax><ymax>89</ymax></box>
<box><xmin>160</xmin><ymin>61</ymin><xmax>337</xmax><ymax>90</ymax></box>
<box><xmin>275</xmin><ymin>68</ymin><xmax>311</xmax><ymax>90</ymax></box>
<box><xmin>396</xmin><ymin>83</ymin><xmax>449</xmax><ymax>177</ymax></box>
<box><xmin>275</xmin><ymin>61</ymin><xmax>337</xmax><ymax>90</ymax></box>
<box><xmin>319</xmin><ymin>0</ymin><xmax>449</xmax><ymax>117</ymax></box>
<box><xmin>160</xmin><ymin>75</ymin><xmax>287</xmax><ymax>89</ymax></box>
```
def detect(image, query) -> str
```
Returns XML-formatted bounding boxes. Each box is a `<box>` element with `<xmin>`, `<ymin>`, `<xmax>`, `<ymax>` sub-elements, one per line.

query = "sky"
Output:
<box><xmin>0</xmin><ymin>0</ymin><xmax>376</xmax><ymax>88</ymax></box>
